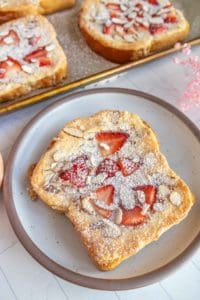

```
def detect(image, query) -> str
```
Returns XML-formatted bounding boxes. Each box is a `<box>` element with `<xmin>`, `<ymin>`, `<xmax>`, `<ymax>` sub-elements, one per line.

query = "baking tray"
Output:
<box><xmin>0</xmin><ymin>0</ymin><xmax>200</xmax><ymax>115</ymax></box>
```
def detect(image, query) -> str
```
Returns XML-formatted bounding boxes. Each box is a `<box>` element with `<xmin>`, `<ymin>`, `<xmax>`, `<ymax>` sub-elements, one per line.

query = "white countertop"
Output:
<box><xmin>0</xmin><ymin>46</ymin><xmax>200</xmax><ymax>300</ymax></box>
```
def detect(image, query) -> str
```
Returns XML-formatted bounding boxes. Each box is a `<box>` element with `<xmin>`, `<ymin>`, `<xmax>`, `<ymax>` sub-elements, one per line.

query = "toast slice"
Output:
<box><xmin>30</xmin><ymin>110</ymin><xmax>194</xmax><ymax>270</ymax></box>
<box><xmin>79</xmin><ymin>0</ymin><xmax>190</xmax><ymax>63</ymax></box>
<box><xmin>0</xmin><ymin>15</ymin><xmax>67</xmax><ymax>102</ymax></box>
<box><xmin>0</xmin><ymin>0</ymin><xmax>75</xmax><ymax>23</ymax></box>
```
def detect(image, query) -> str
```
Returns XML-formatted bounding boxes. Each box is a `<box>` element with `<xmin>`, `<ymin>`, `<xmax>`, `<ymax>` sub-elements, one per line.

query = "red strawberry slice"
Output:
<box><xmin>149</xmin><ymin>24</ymin><xmax>166</xmax><ymax>35</ymax></box>
<box><xmin>103</xmin><ymin>24</ymin><xmax>116</xmax><ymax>35</ymax></box>
<box><xmin>39</xmin><ymin>57</ymin><xmax>52</xmax><ymax>67</ymax></box>
<box><xmin>59</xmin><ymin>155</ymin><xmax>90</xmax><ymax>188</ymax></box>
<box><xmin>96</xmin><ymin>131</ymin><xmax>129</xmax><ymax>157</ymax></box>
<box><xmin>24</xmin><ymin>47</ymin><xmax>52</xmax><ymax>67</ymax></box>
<box><xmin>28</xmin><ymin>35</ymin><xmax>41</xmax><ymax>46</ymax></box>
<box><xmin>135</xmin><ymin>3</ymin><xmax>143</xmax><ymax>8</ymax></box>
<box><xmin>135</xmin><ymin>185</ymin><xmax>156</xmax><ymax>207</ymax></box>
<box><xmin>122</xmin><ymin>206</ymin><xmax>146</xmax><ymax>226</ymax></box>
<box><xmin>118</xmin><ymin>158</ymin><xmax>139</xmax><ymax>176</ymax></box>
<box><xmin>106</xmin><ymin>3</ymin><xmax>120</xmax><ymax>10</ymax></box>
<box><xmin>148</xmin><ymin>0</ymin><xmax>158</xmax><ymax>5</ymax></box>
<box><xmin>96</xmin><ymin>184</ymin><xmax>115</xmax><ymax>206</ymax></box>
<box><xmin>0</xmin><ymin>57</ymin><xmax>21</xmax><ymax>79</ymax></box>
<box><xmin>0</xmin><ymin>30</ymin><xmax>20</xmax><ymax>45</ymax></box>
<box><xmin>110</xmin><ymin>10</ymin><xmax>121</xmax><ymax>18</ymax></box>
<box><xmin>93</xmin><ymin>206</ymin><xmax>112</xmax><ymax>219</ymax></box>
<box><xmin>164</xmin><ymin>15</ymin><xmax>177</xmax><ymax>23</ymax></box>
<box><xmin>96</xmin><ymin>159</ymin><xmax>119</xmax><ymax>178</ymax></box>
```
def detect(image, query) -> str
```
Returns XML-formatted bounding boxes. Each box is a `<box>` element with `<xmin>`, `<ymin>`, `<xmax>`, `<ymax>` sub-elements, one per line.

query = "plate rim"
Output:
<box><xmin>3</xmin><ymin>88</ymin><xmax>200</xmax><ymax>291</ymax></box>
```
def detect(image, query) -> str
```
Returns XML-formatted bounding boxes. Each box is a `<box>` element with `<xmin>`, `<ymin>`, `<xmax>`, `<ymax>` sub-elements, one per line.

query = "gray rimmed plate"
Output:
<box><xmin>3</xmin><ymin>88</ymin><xmax>200</xmax><ymax>290</ymax></box>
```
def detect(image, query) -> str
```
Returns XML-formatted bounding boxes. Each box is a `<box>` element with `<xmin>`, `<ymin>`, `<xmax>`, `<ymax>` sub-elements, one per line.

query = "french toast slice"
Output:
<box><xmin>79</xmin><ymin>0</ymin><xmax>189</xmax><ymax>63</ymax></box>
<box><xmin>0</xmin><ymin>15</ymin><xmax>67</xmax><ymax>102</ymax></box>
<box><xmin>30</xmin><ymin>110</ymin><xmax>194</xmax><ymax>270</ymax></box>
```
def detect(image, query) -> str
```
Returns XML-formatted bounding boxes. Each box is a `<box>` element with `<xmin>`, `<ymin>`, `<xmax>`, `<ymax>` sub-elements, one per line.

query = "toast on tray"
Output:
<box><xmin>0</xmin><ymin>15</ymin><xmax>67</xmax><ymax>102</ymax></box>
<box><xmin>0</xmin><ymin>1</ymin><xmax>75</xmax><ymax>23</ymax></box>
<box><xmin>30</xmin><ymin>110</ymin><xmax>194</xmax><ymax>270</ymax></box>
<box><xmin>79</xmin><ymin>0</ymin><xmax>190</xmax><ymax>63</ymax></box>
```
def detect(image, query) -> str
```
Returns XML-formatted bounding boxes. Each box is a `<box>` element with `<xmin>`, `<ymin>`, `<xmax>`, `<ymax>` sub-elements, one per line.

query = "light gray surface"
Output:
<box><xmin>0</xmin><ymin>46</ymin><xmax>200</xmax><ymax>299</ymax></box>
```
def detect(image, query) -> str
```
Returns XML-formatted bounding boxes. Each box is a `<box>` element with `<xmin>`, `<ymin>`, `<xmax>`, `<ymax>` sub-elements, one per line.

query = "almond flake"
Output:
<box><xmin>63</xmin><ymin>127</ymin><xmax>83</xmax><ymax>138</ymax></box>
<box><xmin>82</xmin><ymin>198</ymin><xmax>95</xmax><ymax>215</ymax></box>
<box><xmin>113</xmin><ymin>207</ymin><xmax>123</xmax><ymax>225</ymax></box>
<box><xmin>46</xmin><ymin>43</ymin><xmax>56</xmax><ymax>52</ymax></box>
<box><xmin>22</xmin><ymin>65</ymin><xmax>34</xmax><ymax>74</ymax></box>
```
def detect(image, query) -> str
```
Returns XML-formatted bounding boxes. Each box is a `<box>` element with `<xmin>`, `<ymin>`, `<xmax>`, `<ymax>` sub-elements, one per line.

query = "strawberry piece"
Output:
<box><xmin>93</xmin><ymin>205</ymin><xmax>112</xmax><ymax>219</ymax></box>
<box><xmin>96</xmin><ymin>131</ymin><xmax>129</xmax><ymax>157</ymax></box>
<box><xmin>28</xmin><ymin>35</ymin><xmax>41</xmax><ymax>46</ymax></box>
<box><xmin>24</xmin><ymin>47</ymin><xmax>52</xmax><ymax>67</ymax></box>
<box><xmin>106</xmin><ymin>3</ymin><xmax>120</xmax><ymax>10</ymax></box>
<box><xmin>122</xmin><ymin>206</ymin><xmax>146</xmax><ymax>226</ymax></box>
<box><xmin>135</xmin><ymin>185</ymin><xmax>156</xmax><ymax>206</ymax></box>
<box><xmin>59</xmin><ymin>155</ymin><xmax>90</xmax><ymax>188</ymax></box>
<box><xmin>110</xmin><ymin>10</ymin><xmax>121</xmax><ymax>18</ymax></box>
<box><xmin>149</xmin><ymin>24</ymin><xmax>166</xmax><ymax>35</ymax></box>
<box><xmin>148</xmin><ymin>0</ymin><xmax>158</xmax><ymax>5</ymax></box>
<box><xmin>135</xmin><ymin>3</ymin><xmax>143</xmax><ymax>8</ymax></box>
<box><xmin>39</xmin><ymin>57</ymin><xmax>52</xmax><ymax>67</ymax></box>
<box><xmin>0</xmin><ymin>30</ymin><xmax>20</xmax><ymax>45</ymax></box>
<box><xmin>103</xmin><ymin>24</ymin><xmax>116</xmax><ymax>35</ymax></box>
<box><xmin>164</xmin><ymin>15</ymin><xmax>177</xmax><ymax>23</ymax></box>
<box><xmin>118</xmin><ymin>158</ymin><xmax>139</xmax><ymax>176</ymax></box>
<box><xmin>96</xmin><ymin>159</ymin><xmax>119</xmax><ymax>178</ymax></box>
<box><xmin>0</xmin><ymin>57</ymin><xmax>21</xmax><ymax>79</ymax></box>
<box><xmin>96</xmin><ymin>184</ymin><xmax>115</xmax><ymax>206</ymax></box>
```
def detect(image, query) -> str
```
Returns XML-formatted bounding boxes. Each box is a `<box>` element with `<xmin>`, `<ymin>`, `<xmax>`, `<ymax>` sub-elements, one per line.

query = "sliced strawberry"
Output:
<box><xmin>96</xmin><ymin>159</ymin><xmax>119</xmax><ymax>178</ymax></box>
<box><xmin>135</xmin><ymin>185</ymin><xmax>156</xmax><ymax>207</ymax></box>
<box><xmin>164</xmin><ymin>15</ymin><xmax>177</xmax><ymax>23</ymax></box>
<box><xmin>24</xmin><ymin>47</ymin><xmax>51</xmax><ymax>67</ymax></box>
<box><xmin>0</xmin><ymin>57</ymin><xmax>21</xmax><ymax>79</ymax></box>
<box><xmin>0</xmin><ymin>30</ymin><xmax>20</xmax><ymax>46</ymax></box>
<box><xmin>106</xmin><ymin>3</ymin><xmax>120</xmax><ymax>10</ymax></box>
<box><xmin>118</xmin><ymin>158</ymin><xmax>139</xmax><ymax>176</ymax></box>
<box><xmin>96</xmin><ymin>184</ymin><xmax>115</xmax><ymax>206</ymax></box>
<box><xmin>103</xmin><ymin>24</ymin><xmax>116</xmax><ymax>35</ymax></box>
<box><xmin>94</xmin><ymin>205</ymin><xmax>112</xmax><ymax>218</ymax></box>
<box><xmin>28</xmin><ymin>35</ymin><xmax>41</xmax><ymax>46</ymax></box>
<box><xmin>122</xmin><ymin>206</ymin><xmax>146</xmax><ymax>226</ymax></box>
<box><xmin>149</xmin><ymin>24</ymin><xmax>166</xmax><ymax>35</ymax></box>
<box><xmin>148</xmin><ymin>0</ymin><xmax>158</xmax><ymax>5</ymax></box>
<box><xmin>135</xmin><ymin>3</ymin><xmax>143</xmax><ymax>8</ymax></box>
<box><xmin>96</xmin><ymin>131</ymin><xmax>129</xmax><ymax>157</ymax></box>
<box><xmin>110</xmin><ymin>10</ymin><xmax>121</xmax><ymax>18</ymax></box>
<box><xmin>39</xmin><ymin>57</ymin><xmax>52</xmax><ymax>67</ymax></box>
<box><xmin>59</xmin><ymin>155</ymin><xmax>90</xmax><ymax>188</ymax></box>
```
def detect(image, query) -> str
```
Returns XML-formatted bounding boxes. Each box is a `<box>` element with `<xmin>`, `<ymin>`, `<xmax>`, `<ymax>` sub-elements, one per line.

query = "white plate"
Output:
<box><xmin>4</xmin><ymin>88</ymin><xmax>200</xmax><ymax>290</ymax></box>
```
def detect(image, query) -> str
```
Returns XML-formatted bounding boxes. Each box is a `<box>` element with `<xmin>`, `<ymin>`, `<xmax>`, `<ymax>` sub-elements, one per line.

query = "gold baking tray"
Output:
<box><xmin>0</xmin><ymin>0</ymin><xmax>199</xmax><ymax>115</ymax></box>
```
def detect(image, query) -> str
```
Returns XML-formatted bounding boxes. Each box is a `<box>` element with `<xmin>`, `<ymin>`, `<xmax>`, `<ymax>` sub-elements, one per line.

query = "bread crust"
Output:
<box><xmin>79</xmin><ymin>0</ymin><xmax>190</xmax><ymax>63</ymax></box>
<box><xmin>0</xmin><ymin>15</ymin><xmax>67</xmax><ymax>102</ymax></box>
<box><xmin>30</xmin><ymin>110</ymin><xmax>194</xmax><ymax>270</ymax></box>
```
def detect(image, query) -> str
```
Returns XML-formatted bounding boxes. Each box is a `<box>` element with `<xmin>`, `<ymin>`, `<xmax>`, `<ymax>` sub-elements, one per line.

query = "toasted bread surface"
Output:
<box><xmin>31</xmin><ymin>110</ymin><xmax>194</xmax><ymax>270</ymax></box>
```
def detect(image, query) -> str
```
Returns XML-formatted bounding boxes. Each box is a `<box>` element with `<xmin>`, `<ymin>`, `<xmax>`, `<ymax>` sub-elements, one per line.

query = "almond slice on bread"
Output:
<box><xmin>0</xmin><ymin>0</ymin><xmax>75</xmax><ymax>23</ymax></box>
<box><xmin>79</xmin><ymin>0</ymin><xmax>190</xmax><ymax>63</ymax></box>
<box><xmin>0</xmin><ymin>15</ymin><xmax>67</xmax><ymax>102</ymax></box>
<box><xmin>30</xmin><ymin>110</ymin><xmax>194</xmax><ymax>270</ymax></box>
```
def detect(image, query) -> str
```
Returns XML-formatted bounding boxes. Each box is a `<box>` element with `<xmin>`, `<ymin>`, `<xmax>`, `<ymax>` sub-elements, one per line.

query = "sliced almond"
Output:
<box><xmin>113</xmin><ymin>207</ymin><xmax>123</xmax><ymax>225</ymax></box>
<box><xmin>63</xmin><ymin>127</ymin><xmax>83</xmax><ymax>138</ymax></box>
<box><xmin>170</xmin><ymin>191</ymin><xmax>182</xmax><ymax>206</ymax></box>
<box><xmin>22</xmin><ymin>65</ymin><xmax>34</xmax><ymax>74</ymax></box>
<box><xmin>46</xmin><ymin>43</ymin><xmax>56</xmax><ymax>52</ymax></box>
<box><xmin>82</xmin><ymin>197</ymin><xmax>95</xmax><ymax>215</ymax></box>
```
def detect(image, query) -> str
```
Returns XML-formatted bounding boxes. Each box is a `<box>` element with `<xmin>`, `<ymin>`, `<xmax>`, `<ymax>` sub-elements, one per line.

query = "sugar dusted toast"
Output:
<box><xmin>79</xmin><ymin>0</ymin><xmax>189</xmax><ymax>63</ymax></box>
<box><xmin>0</xmin><ymin>15</ymin><xmax>67</xmax><ymax>102</ymax></box>
<box><xmin>0</xmin><ymin>0</ymin><xmax>75</xmax><ymax>23</ymax></box>
<box><xmin>30</xmin><ymin>110</ymin><xmax>194</xmax><ymax>270</ymax></box>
